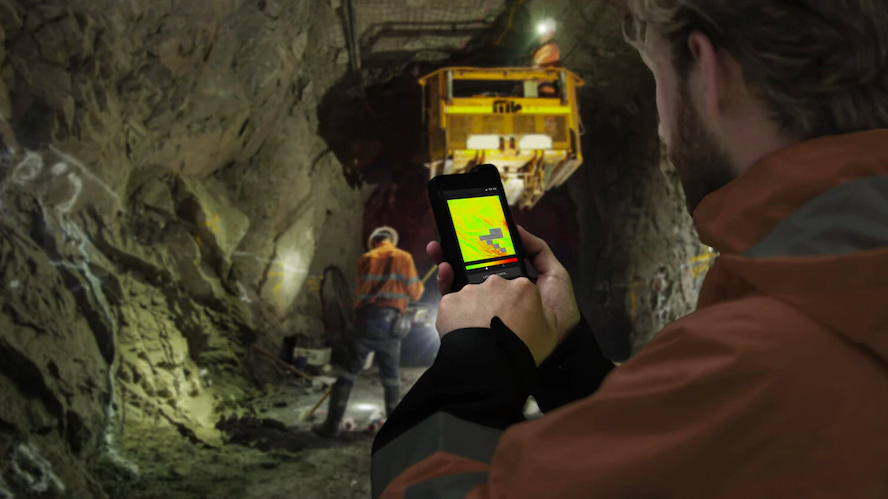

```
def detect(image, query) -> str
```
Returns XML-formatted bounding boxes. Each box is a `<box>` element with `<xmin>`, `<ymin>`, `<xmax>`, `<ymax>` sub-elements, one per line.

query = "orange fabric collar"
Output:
<box><xmin>694</xmin><ymin>130</ymin><xmax>888</xmax><ymax>255</ymax></box>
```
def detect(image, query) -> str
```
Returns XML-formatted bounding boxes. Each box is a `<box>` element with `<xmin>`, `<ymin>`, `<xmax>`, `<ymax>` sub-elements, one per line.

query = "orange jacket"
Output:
<box><xmin>372</xmin><ymin>130</ymin><xmax>888</xmax><ymax>498</ymax></box>
<box><xmin>532</xmin><ymin>41</ymin><xmax>561</xmax><ymax>96</ymax></box>
<box><xmin>532</xmin><ymin>41</ymin><xmax>561</xmax><ymax>69</ymax></box>
<box><xmin>354</xmin><ymin>242</ymin><xmax>424</xmax><ymax>313</ymax></box>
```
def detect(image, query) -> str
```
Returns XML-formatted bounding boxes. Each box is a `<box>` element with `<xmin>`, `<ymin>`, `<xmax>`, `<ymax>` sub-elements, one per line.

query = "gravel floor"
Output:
<box><xmin>97</xmin><ymin>367</ymin><xmax>427</xmax><ymax>499</ymax></box>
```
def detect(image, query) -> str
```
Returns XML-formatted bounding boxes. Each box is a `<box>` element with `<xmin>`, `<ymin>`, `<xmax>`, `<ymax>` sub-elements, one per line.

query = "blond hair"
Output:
<box><xmin>623</xmin><ymin>0</ymin><xmax>888</xmax><ymax>139</ymax></box>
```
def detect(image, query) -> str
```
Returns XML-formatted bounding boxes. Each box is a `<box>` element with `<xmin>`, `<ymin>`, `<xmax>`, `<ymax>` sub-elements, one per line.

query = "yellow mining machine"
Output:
<box><xmin>419</xmin><ymin>67</ymin><xmax>585</xmax><ymax>209</ymax></box>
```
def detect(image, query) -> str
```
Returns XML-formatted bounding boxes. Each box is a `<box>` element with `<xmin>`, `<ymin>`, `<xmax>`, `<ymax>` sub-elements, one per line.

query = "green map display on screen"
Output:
<box><xmin>447</xmin><ymin>195</ymin><xmax>516</xmax><ymax>263</ymax></box>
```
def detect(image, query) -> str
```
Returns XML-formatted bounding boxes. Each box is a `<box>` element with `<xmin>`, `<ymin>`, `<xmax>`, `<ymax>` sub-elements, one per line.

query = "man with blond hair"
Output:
<box><xmin>370</xmin><ymin>1</ymin><xmax>888</xmax><ymax>497</ymax></box>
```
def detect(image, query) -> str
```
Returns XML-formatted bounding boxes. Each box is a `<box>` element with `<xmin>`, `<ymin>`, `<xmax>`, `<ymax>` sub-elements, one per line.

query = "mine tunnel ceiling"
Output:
<box><xmin>347</xmin><ymin>0</ymin><xmax>648</xmax><ymax>109</ymax></box>
<box><xmin>337</xmin><ymin>0</ymin><xmax>653</xmax><ymax>261</ymax></box>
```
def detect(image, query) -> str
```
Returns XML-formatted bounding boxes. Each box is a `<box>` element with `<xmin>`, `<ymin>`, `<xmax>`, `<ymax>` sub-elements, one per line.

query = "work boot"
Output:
<box><xmin>384</xmin><ymin>386</ymin><xmax>400</xmax><ymax>418</ymax></box>
<box><xmin>312</xmin><ymin>384</ymin><xmax>352</xmax><ymax>438</ymax></box>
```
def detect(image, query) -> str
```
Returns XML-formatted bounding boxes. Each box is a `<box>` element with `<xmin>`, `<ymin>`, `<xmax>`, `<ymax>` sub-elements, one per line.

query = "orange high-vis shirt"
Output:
<box><xmin>532</xmin><ymin>41</ymin><xmax>561</xmax><ymax>69</ymax></box>
<box><xmin>532</xmin><ymin>41</ymin><xmax>561</xmax><ymax>96</ymax></box>
<box><xmin>354</xmin><ymin>242</ymin><xmax>424</xmax><ymax>313</ymax></box>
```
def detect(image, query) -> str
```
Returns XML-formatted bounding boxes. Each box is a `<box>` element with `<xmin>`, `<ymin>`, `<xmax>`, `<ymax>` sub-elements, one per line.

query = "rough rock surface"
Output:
<box><xmin>548</xmin><ymin>1</ymin><xmax>714</xmax><ymax>357</ymax></box>
<box><xmin>0</xmin><ymin>0</ymin><xmax>709</xmax><ymax>497</ymax></box>
<box><xmin>569</xmin><ymin>97</ymin><xmax>714</xmax><ymax>357</ymax></box>
<box><xmin>0</xmin><ymin>0</ymin><xmax>510</xmax><ymax>497</ymax></box>
<box><xmin>96</xmin><ymin>367</ymin><xmax>426</xmax><ymax>499</ymax></box>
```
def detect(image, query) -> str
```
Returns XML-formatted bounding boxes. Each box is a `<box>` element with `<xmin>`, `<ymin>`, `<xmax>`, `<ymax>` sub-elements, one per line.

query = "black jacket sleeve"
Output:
<box><xmin>372</xmin><ymin>317</ymin><xmax>535</xmax><ymax>454</ymax></box>
<box><xmin>371</xmin><ymin>315</ymin><xmax>614</xmax><ymax>455</ymax></box>
<box><xmin>533</xmin><ymin>316</ymin><xmax>615</xmax><ymax>413</ymax></box>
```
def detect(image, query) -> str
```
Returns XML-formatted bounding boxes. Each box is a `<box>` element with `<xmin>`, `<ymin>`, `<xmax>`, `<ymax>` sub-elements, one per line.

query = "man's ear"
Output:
<box><xmin>687</xmin><ymin>31</ymin><xmax>725</xmax><ymax>118</ymax></box>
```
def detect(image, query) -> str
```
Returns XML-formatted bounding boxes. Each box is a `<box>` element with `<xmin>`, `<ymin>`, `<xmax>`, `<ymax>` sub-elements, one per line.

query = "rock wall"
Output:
<box><xmin>0</xmin><ymin>0</ymin><xmax>360</xmax><ymax>496</ymax></box>
<box><xmin>569</xmin><ymin>94</ymin><xmax>714</xmax><ymax>359</ymax></box>
<box><xmin>474</xmin><ymin>0</ymin><xmax>711</xmax><ymax>359</ymax></box>
<box><xmin>0</xmin><ymin>0</ymin><xmax>712</xmax><ymax>496</ymax></box>
<box><xmin>0</xmin><ymin>0</ymin><xmax>513</xmax><ymax>496</ymax></box>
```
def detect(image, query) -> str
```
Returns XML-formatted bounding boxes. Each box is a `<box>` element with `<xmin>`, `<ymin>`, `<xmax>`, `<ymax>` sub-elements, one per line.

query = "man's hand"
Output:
<box><xmin>427</xmin><ymin>225</ymin><xmax>581</xmax><ymax>343</ymax></box>
<box><xmin>436</xmin><ymin>275</ymin><xmax>558</xmax><ymax>366</ymax></box>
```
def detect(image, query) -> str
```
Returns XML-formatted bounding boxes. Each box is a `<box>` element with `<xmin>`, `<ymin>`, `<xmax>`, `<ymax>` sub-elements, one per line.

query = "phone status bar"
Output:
<box><xmin>445</xmin><ymin>187</ymin><xmax>501</xmax><ymax>199</ymax></box>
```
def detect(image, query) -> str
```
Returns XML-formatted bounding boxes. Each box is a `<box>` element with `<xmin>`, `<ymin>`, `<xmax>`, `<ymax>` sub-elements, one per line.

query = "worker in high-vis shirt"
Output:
<box><xmin>525</xmin><ymin>19</ymin><xmax>561</xmax><ymax>98</ymax></box>
<box><xmin>313</xmin><ymin>226</ymin><xmax>424</xmax><ymax>438</ymax></box>
<box><xmin>370</xmin><ymin>0</ymin><xmax>888</xmax><ymax>497</ymax></box>
<box><xmin>532</xmin><ymin>19</ymin><xmax>561</xmax><ymax>70</ymax></box>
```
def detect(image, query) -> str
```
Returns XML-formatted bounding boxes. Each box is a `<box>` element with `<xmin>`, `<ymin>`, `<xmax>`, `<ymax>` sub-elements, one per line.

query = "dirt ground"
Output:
<box><xmin>96</xmin><ymin>367</ymin><xmax>427</xmax><ymax>499</ymax></box>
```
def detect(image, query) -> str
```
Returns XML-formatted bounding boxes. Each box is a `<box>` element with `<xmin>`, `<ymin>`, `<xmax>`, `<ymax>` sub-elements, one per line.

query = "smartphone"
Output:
<box><xmin>428</xmin><ymin>164</ymin><xmax>528</xmax><ymax>291</ymax></box>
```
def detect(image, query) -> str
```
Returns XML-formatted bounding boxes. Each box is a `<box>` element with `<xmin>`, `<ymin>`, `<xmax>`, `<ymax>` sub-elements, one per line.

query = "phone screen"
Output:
<box><xmin>444</xmin><ymin>187</ymin><xmax>524</xmax><ymax>284</ymax></box>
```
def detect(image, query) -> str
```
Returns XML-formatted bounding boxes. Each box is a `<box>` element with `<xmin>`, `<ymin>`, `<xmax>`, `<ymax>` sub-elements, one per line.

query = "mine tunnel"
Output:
<box><xmin>0</xmin><ymin>1</ymin><xmax>717</xmax><ymax>497</ymax></box>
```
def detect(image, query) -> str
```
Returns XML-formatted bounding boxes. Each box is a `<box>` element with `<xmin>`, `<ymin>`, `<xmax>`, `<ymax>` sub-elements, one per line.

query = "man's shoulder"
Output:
<box><xmin>593</xmin><ymin>296</ymin><xmax>831</xmax><ymax>407</ymax></box>
<box><xmin>650</xmin><ymin>295</ymin><xmax>840</xmax><ymax>370</ymax></box>
<box><xmin>605</xmin><ymin>294</ymin><xmax>884</xmax><ymax>429</ymax></box>
<box><xmin>387</xmin><ymin>246</ymin><xmax>414</xmax><ymax>261</ymax></box>
<box><xmin>363</xmin><ymin>246</ymin><xmax>414</xmax><ymax>264</ymax></box>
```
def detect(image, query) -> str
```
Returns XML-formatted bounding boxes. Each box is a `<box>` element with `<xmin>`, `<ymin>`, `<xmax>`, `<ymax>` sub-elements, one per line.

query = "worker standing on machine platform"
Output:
<box><xmin>313</xmin><ymin>226</ymin><xmax>424</xmax><ymax>438</ymax></box>
<box><xmin>526</xmin><ymin>19</ymin><xmax>561</xmax><ymax>97</ymax></box>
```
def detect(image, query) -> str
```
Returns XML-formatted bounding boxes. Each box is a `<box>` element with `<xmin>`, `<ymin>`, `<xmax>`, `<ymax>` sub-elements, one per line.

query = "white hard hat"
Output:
<box><xmin>369</xmin><ymin>226</ymin><xmax>399</xmax><ymax>248</ymax></box>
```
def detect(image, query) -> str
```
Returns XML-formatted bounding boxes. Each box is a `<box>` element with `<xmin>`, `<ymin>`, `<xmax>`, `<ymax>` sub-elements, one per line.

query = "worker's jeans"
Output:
<box><xmin>336</xmin><ymin>306</ymin><xmax>401</xmax><ymax>390</ymax></box>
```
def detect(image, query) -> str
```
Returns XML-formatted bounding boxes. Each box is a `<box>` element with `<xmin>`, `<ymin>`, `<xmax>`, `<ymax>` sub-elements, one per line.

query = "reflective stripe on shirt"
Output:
<box><xmin>356</xmin><ymin>293</ymin><xmax>413</xmax><ymax>301</ymax></box>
